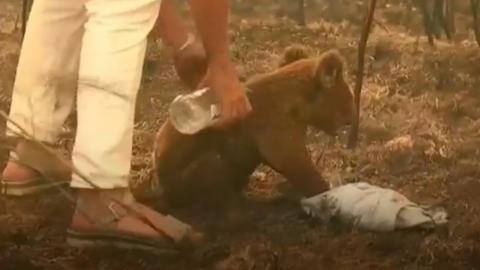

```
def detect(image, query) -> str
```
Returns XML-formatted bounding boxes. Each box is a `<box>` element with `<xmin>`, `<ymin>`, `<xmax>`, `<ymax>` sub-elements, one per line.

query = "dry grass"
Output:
<box><xmin>3</xmin><ymin>0</ymin><xmax>480</xmax><ymax>269</ymax></box>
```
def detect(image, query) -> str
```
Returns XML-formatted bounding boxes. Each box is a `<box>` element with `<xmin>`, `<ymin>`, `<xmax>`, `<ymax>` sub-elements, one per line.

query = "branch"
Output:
<box><xmin>347</xmin><ymin>0</ymin><xmax>377</xmax><ymax>149</ymax></box>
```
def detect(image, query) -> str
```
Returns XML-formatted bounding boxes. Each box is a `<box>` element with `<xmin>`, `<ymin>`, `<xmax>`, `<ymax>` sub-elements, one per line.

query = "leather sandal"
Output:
<box><xmin>66</xmin><ymin>200</ymin><xmax>203</xmax><ymax>253</ymax></box>
<box><xmin>1</xmin><ymin>139</ymin><xmax>71</xmax><ymax>197</ymax></box>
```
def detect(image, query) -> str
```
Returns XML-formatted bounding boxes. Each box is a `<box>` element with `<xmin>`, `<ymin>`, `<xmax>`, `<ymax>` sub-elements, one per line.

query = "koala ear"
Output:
<box><xmin>313</xmin><ymin>49</ymin><xmax>345</xmax><ymax>90</ymax></box>
<box><xmin>277</xmin><ymin>44</ymin><xmax>311</xmax><ymax>68</ymax></box>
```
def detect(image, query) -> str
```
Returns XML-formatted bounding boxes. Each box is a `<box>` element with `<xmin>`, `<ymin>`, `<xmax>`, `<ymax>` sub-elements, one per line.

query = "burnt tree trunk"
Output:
<box><xmin>347</xmin><ymin>0</ymin><xmax>377</xmax><ymax>149</ymax></box>
<box><xmin>432</xmin><ymin>0</ymin><xmax>452</xmax><ymax>40</ymax></box>
<box><xmin>419</xmin><ymin>0</ymin><xmax>435</xmax><ymax>46</ymax></box>
<box><xmin>446</xmin><ymin>0</ymin><xmax>455</xmax><ymax>34</ymax></box>
<box><xmin>297</xmin><ymin>0</ymin><xmax>306</xmax><ymax>26</ymax></box>
<box><xmin>471</xmin><ymin>0</ymin><xmax>480</xmax><ymax>48</ymax></box>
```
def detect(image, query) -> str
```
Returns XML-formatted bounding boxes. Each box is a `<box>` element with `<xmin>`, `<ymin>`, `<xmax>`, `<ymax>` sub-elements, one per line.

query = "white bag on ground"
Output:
<box><xmin>300</xmin><ymin>182</ymin><xmax>448</xmax><ymax>232</ymax></box>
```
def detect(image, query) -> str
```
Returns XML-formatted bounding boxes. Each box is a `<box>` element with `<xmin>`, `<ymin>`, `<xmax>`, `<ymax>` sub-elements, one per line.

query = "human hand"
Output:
<box><xmin>198</xmin><ymin>60</ymin><xmax>252</xmax><ymax>130</ymax></box>
<box><xmin>172</xmin><ymin>35</ymin><xmax>208</xmax><ymax>90</ymax></box>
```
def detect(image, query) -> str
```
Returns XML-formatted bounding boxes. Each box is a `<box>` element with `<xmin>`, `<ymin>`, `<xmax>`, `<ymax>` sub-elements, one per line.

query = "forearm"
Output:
<box><xmin>187</xmin><ymin>0</ymin><xmax>230</xmax><ymax>66</ymax></box>
<box><xmin>156</xmin><ymin>0</ymin><xmax>191</xmax><ymax>50</ymax></box>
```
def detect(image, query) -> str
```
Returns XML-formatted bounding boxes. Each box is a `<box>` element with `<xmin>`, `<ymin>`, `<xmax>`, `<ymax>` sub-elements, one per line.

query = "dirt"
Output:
<box><xmin>3</xmin><ymin>0</ymin><xmax>480</xmax><ymax>269</ymax></box>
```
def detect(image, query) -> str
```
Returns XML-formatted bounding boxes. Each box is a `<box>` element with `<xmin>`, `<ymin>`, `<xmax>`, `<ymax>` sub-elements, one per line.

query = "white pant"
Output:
<box><xmin>7</xmin><ymin>0</ymin><xmax>161</xmax><ymax>188</ymax></box>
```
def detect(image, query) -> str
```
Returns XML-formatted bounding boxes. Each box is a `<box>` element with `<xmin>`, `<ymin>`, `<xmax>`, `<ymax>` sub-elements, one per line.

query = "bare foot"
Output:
<box><xmin>2</xmin><ymin>162</ymin><xmax>40</xmax><ymax>183</ymax></box>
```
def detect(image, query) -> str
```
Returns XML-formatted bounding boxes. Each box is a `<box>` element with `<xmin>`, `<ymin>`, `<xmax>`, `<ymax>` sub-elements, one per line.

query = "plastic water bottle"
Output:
<box><xmin>168</xmin><ymin>88</ymin><xmax>221</xmax><ymax>135</ymax></box>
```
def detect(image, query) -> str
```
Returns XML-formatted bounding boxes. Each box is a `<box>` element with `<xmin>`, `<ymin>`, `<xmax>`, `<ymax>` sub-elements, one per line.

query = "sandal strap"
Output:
<box><xmin>7</xmin><ymin>139</ymin><xmax>71</xmax><ymax>180</ymax></box>
<box><xmin>95</xmin><ymin>201</ymin><xmax>194</xmax><ymax>245</ymax></box>
<box><xmin>99</xmin><ymin>201</ymin><xmax>132</xmax><ymax>224</ymax></box>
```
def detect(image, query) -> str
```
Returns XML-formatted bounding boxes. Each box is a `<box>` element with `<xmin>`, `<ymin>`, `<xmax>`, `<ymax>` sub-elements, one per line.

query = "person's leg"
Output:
<box><xmin>66</xmin><ymin>0</ymin><xmax>202</xmax><ymax>251</ymax></box>
<box><xmin>2</xmin><ymin>0</ymin><xmax>86</xmax><ymax>196</ymax></box>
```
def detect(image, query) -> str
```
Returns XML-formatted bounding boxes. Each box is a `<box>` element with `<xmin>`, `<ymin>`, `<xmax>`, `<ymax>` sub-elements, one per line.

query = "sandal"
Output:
<box><xmin>67</xmin><ymin>200</ymin><xmax>203</xmax><ymax>253</ymax></box>
<box><xmin>1</xmin><ymin>139</ymin><xmax>71</xmax><ymax>197</ymax></box>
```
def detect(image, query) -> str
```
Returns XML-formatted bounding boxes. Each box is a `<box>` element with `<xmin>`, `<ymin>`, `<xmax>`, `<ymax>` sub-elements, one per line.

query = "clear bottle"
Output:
<box><xmin>168</xmin><ymin>88</ymin><xmax>221</xmax><ymax>135</ymax></box>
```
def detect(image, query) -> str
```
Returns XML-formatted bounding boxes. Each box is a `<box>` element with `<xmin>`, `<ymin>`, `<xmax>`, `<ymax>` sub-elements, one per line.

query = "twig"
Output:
<box><xmin>12</xmin><ymin>14</ymin><xmax>20</xmax><ymax>36</ymax></box>
<box><xmin>347</xmin><ymin>0</ymin><xmax>377</xmax><ymax>149</ymax></box>
<box><xmin>372</xmin><ymin>18</ymin><xmax>388</xmax><ymax>33</ymax></box>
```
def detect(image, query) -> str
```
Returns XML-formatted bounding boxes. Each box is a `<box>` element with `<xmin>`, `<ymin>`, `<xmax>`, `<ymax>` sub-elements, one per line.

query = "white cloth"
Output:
<box><xmin>301</xmin><ymin>182</ymin><xmax>448</xmax><ymax>232</ymax></box>
<box><xmin>7</xmin><ymin>0</ymin><xmax>162</xmax><ymax>188</ymax></box>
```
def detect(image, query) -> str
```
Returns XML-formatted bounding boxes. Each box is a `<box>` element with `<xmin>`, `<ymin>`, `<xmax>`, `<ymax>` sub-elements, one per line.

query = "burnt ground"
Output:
<box><xmin>3</xmin><ymin>0</ymin><xmax>480</xmax><ymax>269</ymax></box>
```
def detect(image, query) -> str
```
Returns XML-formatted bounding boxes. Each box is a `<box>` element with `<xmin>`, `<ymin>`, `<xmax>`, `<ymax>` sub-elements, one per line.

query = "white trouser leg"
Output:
<box><xmin>6</xmin><ymin>0</ymin><xmax>86</xmax><ymax>143</ymax></box>
<box><xmin>70</xmin><ymin>0</ymin><xmax>162</xmax><ymax>189</ymax></box>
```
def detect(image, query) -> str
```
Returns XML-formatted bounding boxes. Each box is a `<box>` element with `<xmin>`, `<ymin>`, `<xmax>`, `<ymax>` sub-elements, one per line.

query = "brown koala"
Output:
<box><xmin>152</xmin><ymin>45</ymin><xmax>355</xmax><ymax>208</ymax></box>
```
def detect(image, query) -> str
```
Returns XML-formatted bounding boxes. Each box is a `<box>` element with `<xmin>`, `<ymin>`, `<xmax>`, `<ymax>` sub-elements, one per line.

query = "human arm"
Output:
<box><xmin>155</xmin><ymin>0</ymin><xmax>191</xmax><ymax>50</ymax></box>
<box><xmin>186</xmin><ymin>0</ymin><xmax>230</xmax><ymax>66</ymax></box>
<box><xmin>186</xmin><ymin>0</ymin><xmax>252</xmax><ymax>128</ymax></box>
<box><xmin>152</xmin><ymin>0</ymin><xmax>207</xmax><ymax>89</ymax></box>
